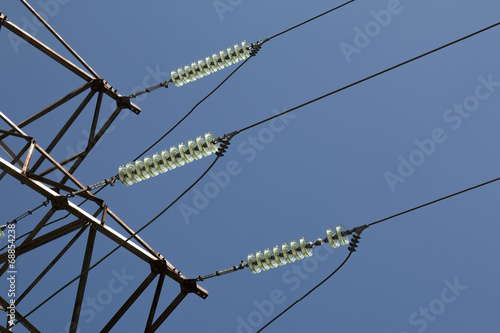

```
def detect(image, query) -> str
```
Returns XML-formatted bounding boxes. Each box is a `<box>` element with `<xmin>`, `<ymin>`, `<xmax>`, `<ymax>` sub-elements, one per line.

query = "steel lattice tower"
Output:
<box><xmin>0</xmin><ymin>5</ymin><xmax>208</xmax><ymax>332</ymax></box>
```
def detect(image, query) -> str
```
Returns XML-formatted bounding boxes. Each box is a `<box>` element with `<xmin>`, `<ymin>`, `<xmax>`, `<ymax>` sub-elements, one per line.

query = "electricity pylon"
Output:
<box><xmin>0</xmin><ymin>5</ymin><xmax>207</xmax><ymax>332</ymax></box>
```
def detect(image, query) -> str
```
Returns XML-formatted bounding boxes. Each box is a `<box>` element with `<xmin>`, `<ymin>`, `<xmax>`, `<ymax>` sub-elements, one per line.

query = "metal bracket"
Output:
<box><xmin>51</xmin><ymin>196</ymin><xmax>69</xmax><ymax>210</ymax></box>
<box><xmin>0</xmin><ymin>12</ymin><xmax>6</xmax><ymax>29</ymax></box>
<box><xmin>116</xmin><ymin>96</ymin><xmax>140</xmax><ymax>115</ymax></box>
<box><xmin>181</xmin><ymin>279</ymin><xmax>208</xmax><ymax>299</ymax></box>
<box><xmin>149</xmin><ymin>259</ymin><xmax>209</xmax><ymax>299</ymax></box>
<box><xmin>90</xmin><ymin>78</ymin><xmax>106</xmax><ymax>92</ymax></box>
<box><xmin>149</xmin><ymin>259</ymin><xmax>182</xmax><ymax>276</ymax></box>
<box><xmin>101</xmin><ymin>204</ymin><xmax>108</xmax><ymax>226</ymax></box>
<box><xmin>149</xmin><ymin>259</ymin><xmax>169</xmax><ymax>275</ymax></box>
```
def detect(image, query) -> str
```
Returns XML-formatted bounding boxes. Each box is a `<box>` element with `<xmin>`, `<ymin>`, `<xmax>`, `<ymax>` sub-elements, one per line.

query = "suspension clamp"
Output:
<box><xmin>249</xmin><ymin>39</ymin><xmax>269</xmax><ymax>57</ymax></box>
<box><xmin>215</xmin><ymin>132</ymin><xmax>238</xmax><ymax>157</ymax></box>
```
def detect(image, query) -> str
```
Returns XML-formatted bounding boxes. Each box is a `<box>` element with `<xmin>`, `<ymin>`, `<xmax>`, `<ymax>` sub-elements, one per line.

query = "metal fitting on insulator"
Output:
<box><xmin>348</xmin><ymin>234</ymin><xmax>361</xmax><ymax>252</ymax></box>
<box><xmin>215</xmin><ymin>133</ymin><xmax>234</xmax><ymax>157</ymax></box>
<box><xmin>170</xmin><ymin>40</ymin><xmax>251</xmax><ymax>87</ymax></box>
<box><xmin>118</xmin><ymin>132</ymin><xmax>220</xmax><ymax>186</ymax></box>
<box><xmin>249</xmin><ymin>44</ymin><xmax>261</xmax><ymax>57</ymax></box>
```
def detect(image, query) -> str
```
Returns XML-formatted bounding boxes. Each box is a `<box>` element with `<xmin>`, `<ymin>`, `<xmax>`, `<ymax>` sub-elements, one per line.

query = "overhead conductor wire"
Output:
<box><xmin>257</xmin><ymin>252</ymin><xmax>354</xmax><ymax>333</ymax></box>
<box><xmin>234</xmin><ymin>21</ymin><xmax>500</xmax><ymax>134</ymax></box>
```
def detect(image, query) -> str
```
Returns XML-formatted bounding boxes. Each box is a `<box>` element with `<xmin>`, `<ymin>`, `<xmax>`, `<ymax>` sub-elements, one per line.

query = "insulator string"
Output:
<box><xmin>119</xmin><ymin>132</ymin><xmax>221</xmax><ymax>186</ymax></box>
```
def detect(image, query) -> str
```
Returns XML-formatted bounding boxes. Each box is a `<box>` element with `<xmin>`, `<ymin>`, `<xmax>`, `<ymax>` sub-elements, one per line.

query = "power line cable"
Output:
<box><xmin>367</xmin><ymin>176</ymin><xmax>500</xmax><ymax>227</ymax></box>
<box><xmin>234</xmin><ymin>20</ymin><xmax>500</xmax><ymax>134</ymax></box>
<box><xmin>24</xmin><ymin>155</ymin><xmax>222</xmax><ymax>318</ymax></box>
<box><xmin>267</xmin><ymin>0</ymin><xmax>355</xmax><ymax>41</ymax></box>
<box><xmin>257</xmin><ymin>251</ymin><xmax>354</xmax><ymax>333</ymax></box>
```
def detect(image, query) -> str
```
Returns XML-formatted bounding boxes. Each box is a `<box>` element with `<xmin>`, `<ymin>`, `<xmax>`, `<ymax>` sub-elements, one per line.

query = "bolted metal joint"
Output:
<box><xmin>90</xmin><ymin>78</ymin><xmax>106</xmax><ymax>92</ymax></box>
<box><xmin>51</xmin><ymin>196</ymin><xmax>69</xmax><ymax>210</ymax></box>
<box><xmin>0</xmin><ymin>13</ymin><xmax>6</xmax><ymax>28</ymax></box>
<box><xmin>249</xmin><ymin>39</ymin><xmax>268</xmax><ymax>57</ymax></box>
<box><xmin>150</xmin><ymin>259</ymin><xmax>169</xmax><ymax>275</ymax></box>
<box><xmin>116</xmin><ymin>96</ymin><xmax>140</xmax><ymax>114</ymax></box>
<box><xmin>181</xmin><ymin>279</ymin><xmax>208</xmax><ymax>299</ymax></box>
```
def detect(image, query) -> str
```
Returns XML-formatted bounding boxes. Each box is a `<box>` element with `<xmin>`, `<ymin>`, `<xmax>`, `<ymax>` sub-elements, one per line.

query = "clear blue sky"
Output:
<box><xmin>1</xmin><ymin>0</ymin><xmax>499</xmax><ymax>332</ymax></box>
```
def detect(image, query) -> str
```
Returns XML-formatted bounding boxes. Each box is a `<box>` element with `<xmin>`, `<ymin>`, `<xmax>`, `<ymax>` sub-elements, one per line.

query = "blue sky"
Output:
<box><xmin>1</xmin><ymin>0</ymin><xmax>499</xmax><ymax>332</ymax></box>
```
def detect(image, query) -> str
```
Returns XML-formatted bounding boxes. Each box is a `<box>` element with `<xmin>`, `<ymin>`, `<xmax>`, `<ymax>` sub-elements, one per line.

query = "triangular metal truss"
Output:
<box><xmin>0</xmin><ymin>4</ymin><xmax>207</xmax><ymax>332</ymax></box>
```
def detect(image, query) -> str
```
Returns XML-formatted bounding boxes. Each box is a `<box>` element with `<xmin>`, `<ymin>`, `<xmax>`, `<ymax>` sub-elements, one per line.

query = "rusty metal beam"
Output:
<box><xmin>21</xmin><ymin>139</ymin><xmax>36</xmax><ymax>175</ymax></box>
<box><xmin>1</xmin><ymin>18</ymin><xmax>92</xmax><ymax>81</ymax></box>
<box><xmin>0</xmin><ymin>82</ymin><xmax>93</xmax><ymax>141</ymax></box>
<box><xmin>0</xmin><ymin>139</ymin><xmax>24</xmax><ymax>168</ymax></box>
<box><xmin>107</xmin><ymin>209</ymin><xmax>159</xmax><ymax>259</ymax></box>
<box><xmin>69</xmin><ymin>227</ymin><xmax>97</xmax><ymax>333</ymax></box>
<box><xmin>23</xmin><ymin>208</ymin><xmax>56</xmax><ymax>244</ymax></box>
<box><xmin>34</xmin><ymin>145</ymin><xmax>90</xmax><ymax>193</ymax></box>
<box><xmin>61</xmin><ymin>106</ymin><xmax>123</xmax><ymax>184</ymax></box>
<box><xmin>0</xmin><ymin>16</ymin><xmax>140</xmax><ymax>113</ymax></box>
<box><xmin>145</xmin><ymin>274</ymin><xmax>165</xmax><ymax>331</ymax></box>
<box><xmin>37</xmin><ymin>149</ymin><xmax>86</xmax><ymax>177</ymax></box>
<box><xmin>17</xmin><ymin>226</ymin><xmax>87</xmax><ymax>305</ymax></box>
<box><xmin>0</xmin><ymin>129</ymin><xmax>31</xmax><ymax>140</ymax></box>
<box><xmin>0</xmin><ymin>141</ymin><xmax>30</xmax><ymax>182</ymax></box>
<box><xmin>0</xmin><ymin>219</ymin><xmax>86</xmax><ymax>264</ymax></box>
<box><xmin>148</xmin><ymin>291</ymin><xmax>188</xmax><ymax>333</ymax></box>
<box><xmin>30</xmin><ymin>89</ymin><xmax>96</xmax><ymax>173</ymax></box>
<box><xmin>0</xmin><ymin>157</ymin><xmax>157</xmax><ymax>263</ymax></box>
<box><xmin>19</xmin><ymin>0</ymin><xmax>100</xmax><ymax>79</ymax></box>
<box><xmin>89</xmin><ymin>90</ymin><xmax>103</xmax><ymax>142</ymax></box>
<box><xmin>100</xmin><ymin>272</ymin><xmax>157</xmax><ymax>333</ymax></box>
<box><xmin>0</xmin><ymin>112</ymin><xmax>91</xmax><ymax>194</ymax></box>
